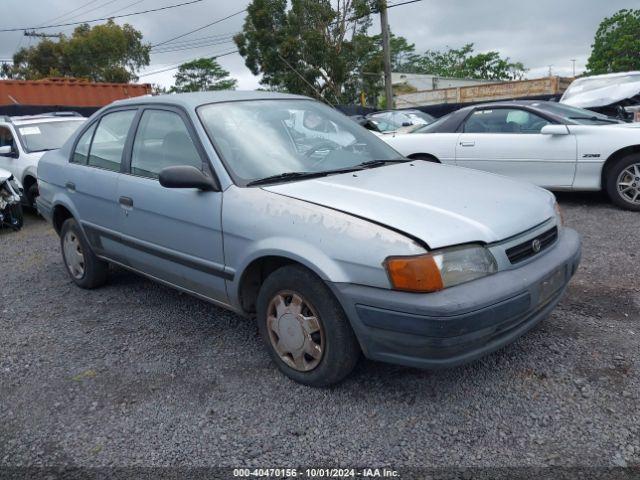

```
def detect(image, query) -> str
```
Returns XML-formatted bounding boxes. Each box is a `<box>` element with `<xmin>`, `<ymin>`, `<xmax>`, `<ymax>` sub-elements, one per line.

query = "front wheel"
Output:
<box><xmin>256</xmin><ymin>265</ymin><xmax>361</xmax><ymax>387</ymax></box>
<box><xmin>606</xmin><ymin>154</ymin><xmax>640</xmax><ymax>211</ymax></box>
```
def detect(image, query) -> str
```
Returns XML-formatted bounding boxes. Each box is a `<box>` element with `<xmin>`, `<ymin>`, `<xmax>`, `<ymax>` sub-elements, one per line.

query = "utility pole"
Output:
<box><xmin>570</xmin><ymin>59</ymin><xmax>576</xmax><ymax>77</ymax></box>
<box><xmin>379</xmin><ymin>0</ymin><xmax>394</xmax><ymax>109</ymax></box>
<box><xmin>547</xmin><ymin>64</ymin><xmax>553</xmax><ymax>77</ymax></box>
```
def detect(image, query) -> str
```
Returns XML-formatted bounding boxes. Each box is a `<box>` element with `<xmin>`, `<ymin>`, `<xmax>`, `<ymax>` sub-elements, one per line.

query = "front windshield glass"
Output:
<box><xmin>531</xmin><ymin>102</ymin><xmax>621</xmax><ymax>125</ymax></box>
<box><xmin>198</xmin><ymin>99</ymin><xmax>404</xmax><ymax>185</ymax></box>
<box><xmin>17</xmin><ymin>119</ymin><xmax>85</xmax><ymax>152</ymax></box>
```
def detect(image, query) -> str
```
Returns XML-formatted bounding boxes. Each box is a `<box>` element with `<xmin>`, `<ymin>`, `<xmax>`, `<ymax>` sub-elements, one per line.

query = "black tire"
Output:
<box><xmin>605</xmin><ymin>153</ymin><xmax>640</xmax><ymax>211</ymax></box>
<box><xmin>8</xmin><ymin>203</ymin><xmax>23</xmax><ymax>230</ymax></box>
<box><xmin>256</xmin><ymin>265</ymin><xmax>361</xmax><ymax>387</ymax></box>
<box><xmin>60</xmin><ymin>218</ymin><xmax>108</xmax><ymax>289</ymax></box>
<box><xmin>26</xmin><ymin>182</ymin><xmax>39</xmax><ymax>209</ymax></box>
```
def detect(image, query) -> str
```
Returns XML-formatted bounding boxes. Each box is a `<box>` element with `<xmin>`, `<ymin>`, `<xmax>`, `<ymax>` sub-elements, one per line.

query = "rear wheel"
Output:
<box><xmin>606</xmin><ymin>154</ymin><xmax>640</xmax><ymax>211</ymax></box>
<box><xmin>256</xmin><ymin>265</ymin><xmax>360</xmax><ymax>387</ymax></box>
<box><xmin>60</xmin><ymin>218</ymin><xmax>108</xmax><ymax>289</ymax></box>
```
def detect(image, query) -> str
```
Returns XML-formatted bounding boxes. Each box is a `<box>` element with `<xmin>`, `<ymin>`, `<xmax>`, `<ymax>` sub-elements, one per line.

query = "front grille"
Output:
<box><xmin>506</xmin><ymin>226</ymin><xmax>558</xmax><ymax>264</ymax></box>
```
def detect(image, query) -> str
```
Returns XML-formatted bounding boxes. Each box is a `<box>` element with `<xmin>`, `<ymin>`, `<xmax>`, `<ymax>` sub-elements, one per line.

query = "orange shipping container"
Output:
<box><xmin>0</xmin><ymin>78</ymin><xmax>151</xmax><ymax>107</ymax></box>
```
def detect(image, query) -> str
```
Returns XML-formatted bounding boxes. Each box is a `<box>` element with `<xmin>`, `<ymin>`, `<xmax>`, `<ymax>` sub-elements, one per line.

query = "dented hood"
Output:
<box><xmin>264</xmin><ymin>162</ymin><xmax>556</xmax><ymax>249</ymax></box>
<box><xmin>561</xmin><ymin>72</ymin><xmax>640</xmax><ymax>108</ymax></box>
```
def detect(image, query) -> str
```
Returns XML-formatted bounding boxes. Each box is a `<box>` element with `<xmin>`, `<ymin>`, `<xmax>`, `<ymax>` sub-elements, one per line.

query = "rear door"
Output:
<box><xmin>455</xmin><ymin>107</ymin><xmax>577</xmax><ymax>187</ymax></box>
<box><xmin>67</xmin><ymin>108</ymin><xmax>138</xmax><ymax>258</ymax></box>
<box><xmin>116</xmin><ymin>106</ymin><xmax>227</xmax><ymax>303</ymax></box>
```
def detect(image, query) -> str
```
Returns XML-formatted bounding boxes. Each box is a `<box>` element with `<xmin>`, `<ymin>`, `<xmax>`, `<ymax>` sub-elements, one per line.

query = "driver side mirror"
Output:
<box><xmin>0</xmin><ymin>145</ymin><xmax>15</xmax><ymax>157</ymax></box>
<box><xmin>159</xmin><ymin>166</ymin><xmax>219</xmax><ymax>191</ymax></box>
<box><xmin>541</xmin><ymin>124</ymin><xmax>570</xmax><ymax>135</ymax></box>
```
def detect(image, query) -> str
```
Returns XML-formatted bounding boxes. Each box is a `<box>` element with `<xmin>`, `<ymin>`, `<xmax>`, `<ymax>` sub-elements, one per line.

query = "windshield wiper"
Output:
<box><xmin>246</xmin><ymin>160</ymin><xmax>410</xmax><ymax>187</ymax></box>
<box><xmin>569</xmin><ymin>116</ymin><xmax>619</xmax><ymax>124</ymax></box>
<box><xmin>357</xmin><ymin>159</ymin><xmax>410</xmax><ymax>168</ymax></box>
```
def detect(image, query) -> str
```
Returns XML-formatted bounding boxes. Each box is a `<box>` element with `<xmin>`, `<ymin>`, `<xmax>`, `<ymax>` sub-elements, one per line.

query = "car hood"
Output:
<box><xmin>561</xmin><ymin>78</ymin><xmax>640</xmax><ymax>108</ymax></box>
<box><xmin>264</xmin><ymin>162</ymin><xmax>556</xmax><ymax>249</ymax></box>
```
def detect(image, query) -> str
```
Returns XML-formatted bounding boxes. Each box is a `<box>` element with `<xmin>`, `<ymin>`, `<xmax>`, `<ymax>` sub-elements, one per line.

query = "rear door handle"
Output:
<box><xmin>119</xmin><ymin>196</ymin><xmax>133</xmax><ymax>208</ymax></box>
<box><xmin>65</xmin><ymin>182</ymin><xmax>75</xmax><ymax>192</ymax></box>
<box><xmin>459</xmin><ymin>141</ymin><xmax>475</xmax><ymax>147</ymax></box>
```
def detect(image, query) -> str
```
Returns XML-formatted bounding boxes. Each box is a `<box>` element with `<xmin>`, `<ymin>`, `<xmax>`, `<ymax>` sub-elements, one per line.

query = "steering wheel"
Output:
<box><xmin>304</xmin><ymin>140</ymin><xmax>340</xmax><ymax>159</ymax></box>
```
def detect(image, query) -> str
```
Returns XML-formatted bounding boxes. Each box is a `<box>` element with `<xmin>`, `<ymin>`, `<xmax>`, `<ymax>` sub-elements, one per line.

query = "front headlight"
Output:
<box><xmin>384</xmin><ymin>245</ymin><xmax>498</xmax><ymax>293</ymax></box>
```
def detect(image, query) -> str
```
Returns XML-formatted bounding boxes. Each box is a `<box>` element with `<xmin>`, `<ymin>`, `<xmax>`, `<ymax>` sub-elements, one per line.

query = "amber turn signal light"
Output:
<box><xmin>384</xmin><ymin>254</ymin><xmax>444</xmax><ymax>293</ymax></box>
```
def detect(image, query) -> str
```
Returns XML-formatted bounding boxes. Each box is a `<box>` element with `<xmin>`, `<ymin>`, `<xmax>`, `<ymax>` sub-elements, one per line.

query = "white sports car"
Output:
<box><xmin>381</xmin><ymin>100</ymin><xmax>640</xmax><ymax>210</ymax></box>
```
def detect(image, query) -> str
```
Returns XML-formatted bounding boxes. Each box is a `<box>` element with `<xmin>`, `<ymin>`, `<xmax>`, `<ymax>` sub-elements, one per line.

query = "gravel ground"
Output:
<box><xmin>0</xmin><ymin>192</ymin><xmax>638</xmax><ymax>472</ymax></box>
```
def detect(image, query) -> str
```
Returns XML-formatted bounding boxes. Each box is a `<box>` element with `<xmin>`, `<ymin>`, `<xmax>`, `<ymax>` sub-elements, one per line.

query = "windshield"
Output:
<box><xmin>198</xmin><ymin>99</ymin><xmax>404</xmax><ymax>185</ymax></box>
<box><xmin>17</xmin><ymin>119</ymin><xmax>85</xmax><ymax>152</ymax></box>
<box><xmin>531</xmin><ymin>102</ymin><xmax>622</xmax><ymax>125</ymax></box>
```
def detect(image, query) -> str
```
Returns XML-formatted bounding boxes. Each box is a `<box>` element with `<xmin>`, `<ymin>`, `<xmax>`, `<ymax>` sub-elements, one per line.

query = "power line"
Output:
<box><xmin>152</xmin><ymin>38</ymin><xmax>236</xmax><ymax>54</ymax></box>
<box><xmin>35</xmin><ymin>0</ymin><xmax>103</xmax><ymax>27</ymax></box>
<box><xmin>151</xmin><ymin>8</ymin><xmax>246</xmax><ymax>48</ymax></box>
<box><xmin>104</xmin><ymin>0</ymin><xmax>148</xmax><ymax>17</ymax></box>
<box><xmin>138</xmin><ymin>49</ymin><xmax>239</xmax><ymax>77</ymax></box>
<box><xmin>0</xmin><ymin>0</ymin><xmax>205</xmax><ymax>33</ymax></box>
<box><xmin>152</xmin><ymin>31</ymin><xmax>239</xmax><ymax>48</ymax></box>
<box><xmin>151</xmin><ymin>39</ymin><xmax>238</xmax><ymax>54</ymax></box>
<box><xmin>61</xmin><ymin>0</ymin><xmax>122</xmax><ymax>23</ymax></box>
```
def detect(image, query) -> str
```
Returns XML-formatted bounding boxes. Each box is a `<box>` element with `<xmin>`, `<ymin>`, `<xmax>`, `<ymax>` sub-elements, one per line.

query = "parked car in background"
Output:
<box><xmin>368</xmin><ymin>109</ymin><xmax>435</xmax><ymax>130</ymax></box>
<box><xmin>560</xmin><ymin>71</ymin><xmax>640</xmax><ymax>121</ymax></box>
<box><xmin>381</xmin><ymin>100</ymin><xmax>640</xmax><ymax>210</ymax></box>
<box><xmin>0</xmin><ymin>113</ymin><xmax>86</xmax><ymax>208</ymax></box>
<box><xmin>37</xmin><ymin>91</ymin><xmax>580</xmax><ymax>386</ymax></box>
<box><xmin>0</xmin><ymin>167</ymin><xmax>22</xmax><ymax>231</ymax></box>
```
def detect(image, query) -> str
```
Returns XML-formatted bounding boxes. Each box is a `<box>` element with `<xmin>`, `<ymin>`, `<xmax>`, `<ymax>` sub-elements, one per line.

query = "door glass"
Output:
<box><xmin>72</xmin><ymin>123</ymin><xmax>97</xmax><ymax>164</ymax></box>
<box><xmin>88</xmin><ymin>110</ymin><xmax>136</xmax><ymax>172</ymax></box>
<box><xmin>131</xmin><ymin>110</ymin><xmax>202</xmax><ymax>179</ymax></box>
<box><xmin>464</xmin><ymin>109</ymin><xmax>550</xmax><ymax>134</ymax></box>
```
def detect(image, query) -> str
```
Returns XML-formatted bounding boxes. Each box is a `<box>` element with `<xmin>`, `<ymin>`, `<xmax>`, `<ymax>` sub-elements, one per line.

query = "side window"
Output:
<box><xmin>464</xmin><ymin>108</ymin><xmax>550</xmax><ymax>134</ymax></box>
<box><xmin>72</xmin><ymin>123</ymin><xmax>97</xmax><ymax>164</ymax></box>
<box><xmin>0</xmin><ymin>127</ymin><xmax>15</xmax><ymax>149</ymax></box>
<box><xmin>130</xmin><ymin>110</ymin><xmax>202</xmax><ymax>179</ymax></box>
<box><xmin>88</xmin><ymin>110</ymin><xmax>136</xmax><ymax>172</ymax></box>
<box><xmin>505</xmin><ymin>109</ymin><xmax>550</xmax><ymax>133</ymax></box>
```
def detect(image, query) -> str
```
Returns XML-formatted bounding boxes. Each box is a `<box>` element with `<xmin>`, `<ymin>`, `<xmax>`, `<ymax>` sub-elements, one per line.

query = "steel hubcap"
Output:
<box><xmin>266</xmin><ymin>291</ymin><xmax>324</xmax><ymax>372</ymax></box>
<box><xmin>63</xmin><ymin>231</ymin><xmax>85</xmax><ymax>279</ymax></box>
<box><xmin>617</xmin><ymin>163</ymin><xmax>640</xmax><ymax>205</ymax></box>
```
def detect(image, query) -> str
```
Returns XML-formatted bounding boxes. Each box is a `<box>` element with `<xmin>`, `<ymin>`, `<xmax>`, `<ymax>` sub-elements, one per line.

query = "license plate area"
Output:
<box><xmin>538</xmin><ymin>266</ymin><xmax>566</xmax><ymax>305</ymax></box>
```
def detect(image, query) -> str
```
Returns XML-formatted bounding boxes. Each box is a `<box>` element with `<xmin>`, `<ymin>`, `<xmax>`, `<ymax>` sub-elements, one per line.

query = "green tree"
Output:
<box><xmin>412</xmin><ymin>43</ymin><xmax>526</xmax><ymax>81</ymax></box>
<box><xmin>234</xmin><ymin>0</ymin><xmax>379</xmax><ymax>104</ymax></box>
<box><xmin>2</xmin><ymin>20</ymin><xmax>150</xmax><ymax>82</ymax></box>
<box><xmin>587</xmin><ymin>9</ymin><xmax>640</xmax><ymax>74</ymax></box>
<box><xmin>170</xmin><ymin>58</ymin><xmax>238</xmax><ymax>93</ymax></box>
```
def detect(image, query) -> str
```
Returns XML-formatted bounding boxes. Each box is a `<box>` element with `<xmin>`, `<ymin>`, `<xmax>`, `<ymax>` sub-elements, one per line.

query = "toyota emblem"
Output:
<box><xmin>532</xmin><ymin>239</ymin><xmax>542</xmax><ymax>253</ymax></box>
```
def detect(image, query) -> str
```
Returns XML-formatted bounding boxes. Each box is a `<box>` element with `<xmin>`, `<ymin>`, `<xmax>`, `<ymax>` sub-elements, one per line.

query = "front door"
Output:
<box><xmin>116</xmin><ymin>107</ymin><xmax>227</xmax><ymax>303</ymax></box>
<box><xmin>455</xmin><ymin>107</ymin><xmax>577</xmax><ymax>188</ymax></box>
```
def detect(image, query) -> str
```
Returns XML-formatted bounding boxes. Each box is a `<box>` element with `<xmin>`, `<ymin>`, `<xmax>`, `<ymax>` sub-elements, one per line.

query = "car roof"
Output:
<box><xmin>456</xmin><ymin>100</ymin><xmax>555</xmax><ymax>112</ymax></box>
<box><xmin>1</xmin><ymin>113</ymin><xmax>85</xmax><ymax>126</ymax></box>
<box><xmin>111</xmin><ymin>90</ymin><xmax>310</xmax><ymax>109</ymax></box>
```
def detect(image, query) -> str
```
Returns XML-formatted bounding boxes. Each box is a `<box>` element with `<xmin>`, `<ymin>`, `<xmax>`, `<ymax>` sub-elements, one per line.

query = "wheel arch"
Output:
<box><xmin>407</xmin><ymin>153</ymin><xmax>441</xmax><ymax>163</ymax></box>
<box><xmin>234</xmin><ymin>248</ymin><xmax>346</xmax><ymax>316</ymax></box>
<box><xmin>601</xmin><ymin>145</ymin><xmax>640</xmax><ymax>188</ymax></box>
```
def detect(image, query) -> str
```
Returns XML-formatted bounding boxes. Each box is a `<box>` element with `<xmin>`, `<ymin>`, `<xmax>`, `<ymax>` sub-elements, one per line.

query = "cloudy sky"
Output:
<box><xmin>1</xmin><ymin>0</ymin><xmax>638</xmax><ymax>89</ymax></box>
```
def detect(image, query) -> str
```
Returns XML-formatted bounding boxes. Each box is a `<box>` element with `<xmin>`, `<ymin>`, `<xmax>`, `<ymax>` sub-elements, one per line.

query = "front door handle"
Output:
<box><xmin>65</xmin><ymin>182</ymin><xmax>76</xmax><ymax>192</ymax></box>
<box><xmin>459</xmin><ymin>141</ymin><xmax>475</xmax><ymax>147</ymax></box>
<box><xmin>119</xmin><ymin>196</ymin><xmax>133</xmax><ymax>208</ymax></box>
